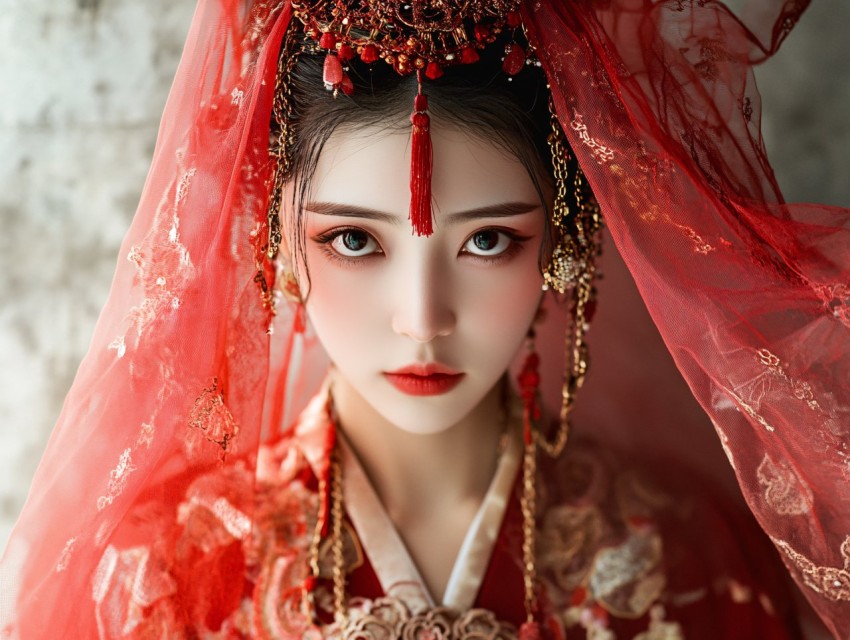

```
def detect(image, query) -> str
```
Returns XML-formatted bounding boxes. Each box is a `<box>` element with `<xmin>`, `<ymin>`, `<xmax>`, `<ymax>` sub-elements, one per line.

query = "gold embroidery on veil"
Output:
<box><xmin>771</xmin><ymin>536</ymin><xmax>850</xmax><ymax>602</ymax></box>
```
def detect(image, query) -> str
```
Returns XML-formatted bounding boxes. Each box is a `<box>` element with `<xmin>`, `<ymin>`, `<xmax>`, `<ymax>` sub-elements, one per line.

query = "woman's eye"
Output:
<box><xmin>463</xmin><ymin>230</ymin><xmax>512</xmax><ymax>257</ymax></box>
<box><xmin>330</xmin><ymin>229</ymin><xmax>380</xmax><ymax>257</ymax></box>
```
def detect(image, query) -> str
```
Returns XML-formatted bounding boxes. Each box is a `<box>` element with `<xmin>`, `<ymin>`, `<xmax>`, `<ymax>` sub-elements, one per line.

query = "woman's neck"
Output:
<box><xmin>330</xmin><ymin>374</ymin><xmax>506</xmax><ymax>525</ymax></box>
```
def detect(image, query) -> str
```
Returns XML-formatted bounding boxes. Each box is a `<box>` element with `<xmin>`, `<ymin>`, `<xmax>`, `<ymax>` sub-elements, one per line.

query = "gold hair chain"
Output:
<box><xmin>267</xmin><ymin>23</ymin><xmax>302</xmax><ymax>262</ymax></box>
<box><xmin>539</xmin><ymin>99</ymin><xmax>602</xmax><ymax>459</ymax></box>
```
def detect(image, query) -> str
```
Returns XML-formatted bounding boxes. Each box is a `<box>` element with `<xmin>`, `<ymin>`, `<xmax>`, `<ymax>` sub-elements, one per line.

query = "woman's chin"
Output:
<box><xmin>372</xmin><ymin>396</ymin><xmax>476</xmax><ymax>436</ymax></box>
<box><xmin>366</xmin><ymin>379</ymin><xmax>503</xmax><ymax>437</ymax></box>
<box><xmin>332</xmin><ymin>370</ymin><xmax>502</xmax><ymax>437</ymax></box>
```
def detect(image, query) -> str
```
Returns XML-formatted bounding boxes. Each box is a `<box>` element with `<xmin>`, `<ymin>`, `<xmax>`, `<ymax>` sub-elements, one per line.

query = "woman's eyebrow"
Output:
<box><xmin>305</xmin><ymin>201</ymin><xmax>540</xmax><ymax>225</ymax></box>
<box><xmin>305</xmin><ymin>201</ymin><xmax>400</xmax><ymax>224</ymax></box>
<box><xmin>445</xmin><ymin>201</ymin><xmax>540</xmax><ymax>224</ymax></box>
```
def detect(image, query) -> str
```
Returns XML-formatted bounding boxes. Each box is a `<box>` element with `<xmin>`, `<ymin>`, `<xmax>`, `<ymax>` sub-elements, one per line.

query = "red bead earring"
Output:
<box><xmin>518</xmin><ymin>328</ymin><xmax>542</xmax><ymax>445</ymax></box>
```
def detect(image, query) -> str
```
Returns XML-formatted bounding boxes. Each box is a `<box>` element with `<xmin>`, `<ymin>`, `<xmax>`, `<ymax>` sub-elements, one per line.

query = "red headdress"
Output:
<box><xmin>1</xmin><ymin>0</ymin><xmax>848</xmax><ymax>637</ymax></box>
<box><xmin>270</xmin><ymin>0</ymin><xmax>540</xmax><ymax>241</ymax></box>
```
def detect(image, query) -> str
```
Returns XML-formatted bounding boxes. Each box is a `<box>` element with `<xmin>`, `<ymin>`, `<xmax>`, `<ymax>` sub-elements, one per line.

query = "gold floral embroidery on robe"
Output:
<box><xmin>91</xmin><ymin>430</ymin><xmax>789</xmax><ymax>639</ymax></box>
<box><xmin>324</xmin><ymin>598</ymin><xmax>517</xmax><ymax>640</ymax></box>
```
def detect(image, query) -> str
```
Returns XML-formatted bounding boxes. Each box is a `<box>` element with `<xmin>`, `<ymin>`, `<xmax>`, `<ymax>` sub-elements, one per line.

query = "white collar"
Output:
<box><xmin>338</xmin><ymin>426</ymin><xmax>521</xmax><ymax>611</ymax></box>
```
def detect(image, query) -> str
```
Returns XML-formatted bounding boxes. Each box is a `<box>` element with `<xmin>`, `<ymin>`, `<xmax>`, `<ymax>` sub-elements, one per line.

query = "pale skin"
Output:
<box><xmin>283</xmin><ymin>121</ymin><xmax>548</xmax><ymax>602</ymax></box>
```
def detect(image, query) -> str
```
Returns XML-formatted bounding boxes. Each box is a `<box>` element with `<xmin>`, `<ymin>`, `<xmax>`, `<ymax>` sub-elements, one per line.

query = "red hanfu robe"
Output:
<box><xmin>93</xmin><ymin>391</ymin><xmax>802</xmax><ymax>639</ymax></box>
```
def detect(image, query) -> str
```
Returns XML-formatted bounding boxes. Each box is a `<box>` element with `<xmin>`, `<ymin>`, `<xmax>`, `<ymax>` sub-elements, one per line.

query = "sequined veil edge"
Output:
<box><xmin>0</xmin><ymin>0</ymin><xmax>848</xmax><ymax>638</ymax></box>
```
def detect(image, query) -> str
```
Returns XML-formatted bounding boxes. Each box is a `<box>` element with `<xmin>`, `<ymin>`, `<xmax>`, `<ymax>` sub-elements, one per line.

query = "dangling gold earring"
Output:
<box><xmin>541</xmin><ymin>166</ymin><xmax>601</xmax><ymax>458</ymax></box>
<box><xmin>542</xmin><ymin>97</ymin><xmax>578</xmax><ymax>296</ymax></box>
<box><xmin>540</xmin><ymin>98</ymin><xmax>602</xmax><ymax>458</ymax></box>
<box><xmin>514</xmin><ymin>105</ymin><xmax>602</xmax><ymax>637</ymax></box>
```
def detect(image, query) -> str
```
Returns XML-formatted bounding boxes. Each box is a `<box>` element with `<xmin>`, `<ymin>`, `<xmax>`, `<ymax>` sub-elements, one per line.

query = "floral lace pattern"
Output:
<box><xmin>757</xmin><ymin>455</ymin><xmax>813</xmax><ymax>516</ymax></box>
<box><xmin>187</xmin><ymin>377</ymin><xmax>240</xmax><ymax>458</ymax></box>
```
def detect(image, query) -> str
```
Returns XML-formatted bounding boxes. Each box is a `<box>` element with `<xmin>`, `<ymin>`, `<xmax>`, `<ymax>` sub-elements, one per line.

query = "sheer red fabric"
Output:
<box><xmin>524</xmin><ymin>1</ymin><xmax>850</xmax><ymax>634</ymax></box>
<box><xmin>0</xmin><ymin>0</ymin><xmax>847</xmax><ymax>638</ymax></box>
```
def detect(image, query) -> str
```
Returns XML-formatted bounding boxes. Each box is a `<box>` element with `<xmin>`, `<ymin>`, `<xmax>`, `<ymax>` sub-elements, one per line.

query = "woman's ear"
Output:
<box><xmin>274</xmin><ymin>248</ymin><xmax>303</xmax><ymax>304</ymax></box>
<box><xmin>274</xmin><ymin>184</ymin><xmax>307</xmax><ymax>303</ymax></box>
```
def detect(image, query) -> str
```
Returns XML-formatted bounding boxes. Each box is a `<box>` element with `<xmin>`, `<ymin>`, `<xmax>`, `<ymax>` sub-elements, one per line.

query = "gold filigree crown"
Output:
<box><xmin>291</xmin><ymin>0</ymin><xmax>528</xmax><ymax>79</ymax></box>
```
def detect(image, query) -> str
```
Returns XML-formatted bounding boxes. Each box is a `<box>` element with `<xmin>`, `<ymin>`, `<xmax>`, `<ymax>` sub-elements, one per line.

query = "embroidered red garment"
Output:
<box><xmin>0</xmin><ymin>0</ymin><xmax>848</xmax><ymax>637</ymax></box>
<box><xmin>84</xmin><ymin>393</ymin><xmax>803</xmax><ymax>637</ymax></box>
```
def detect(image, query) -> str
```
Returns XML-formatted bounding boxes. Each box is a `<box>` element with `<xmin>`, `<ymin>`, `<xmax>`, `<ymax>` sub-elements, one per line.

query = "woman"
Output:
<box><xmin>1</xmin><ymin>0</ymin><xmax>847</xmax><ymax>638</ymax></box>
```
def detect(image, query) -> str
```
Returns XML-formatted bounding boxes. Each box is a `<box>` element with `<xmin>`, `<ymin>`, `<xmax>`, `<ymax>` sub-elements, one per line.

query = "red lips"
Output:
<box><xmin>384</xmin><ymin>363</ymin><xmax>464</xmax><ymax>396</ymax></box>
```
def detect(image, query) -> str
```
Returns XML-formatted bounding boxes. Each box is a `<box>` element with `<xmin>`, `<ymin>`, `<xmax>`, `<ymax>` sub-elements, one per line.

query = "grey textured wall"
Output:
<box><xmin>1</xmin><ymin>1</ymin><xmax>848</xmax><ymax>550</ymax></box>
<box><xmin>0</xmin><ymin>0</ymin><xmax>196</xmax><ymax>547</ymax></box>
<box><xmin>759</xmin><ymin>1</ymin><xmax>850</xmax><ymax>207</ymax></box>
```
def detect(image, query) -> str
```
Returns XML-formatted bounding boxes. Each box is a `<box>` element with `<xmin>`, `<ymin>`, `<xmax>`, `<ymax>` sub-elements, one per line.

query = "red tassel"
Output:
<box><xmin>409</xmin><ymin>72</ymin><xmax>433</xmax><ymax>237</ymax></box>
<box><xmin>424</xmin><ymin>61</ymin><xmax>444</xmax><ymax>80</ymax></box>
<box><xmin>460</xmin><ymin>46</ymin><xmax>480</xmax><ymax>64</ymax></box>
<box><xmin>518</xmin><ymin>337</ymin><xmax>541</xmax><ymax>446</ymax></box>
<box><xmin>319</xmin><ymin>416</ymin><xmax>337</xmax><ymax>537</ymax></box>
<box><xmin>293</xmin><ymin>303</ymin><xmax>307</xmax><ymax>334</ymax></box>
<box><xmin>519</xmin><ymin>621</ymin><xmax>542</xmax><ymax>640</ymax></box>
<box><xmin>303</xmin><ymin>575</ymin><xmax>317</xmax><ymax>593</ymax></box>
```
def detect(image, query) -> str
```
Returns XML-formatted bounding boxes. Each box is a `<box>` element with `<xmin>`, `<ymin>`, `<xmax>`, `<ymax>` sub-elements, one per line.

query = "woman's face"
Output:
<box><xmin>295</xmin><ymin>122</ymin><xmax>546</xmax><ymax>435</ymax></box>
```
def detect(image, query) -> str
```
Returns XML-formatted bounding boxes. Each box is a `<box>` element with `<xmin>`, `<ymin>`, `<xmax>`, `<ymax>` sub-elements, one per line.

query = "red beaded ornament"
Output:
<box><xmin>290</xmin><ymin>0</ymin><xmax>532</xmax><ymax>236</ymax></box>
<box><xmin>518</xmin><ymin>330</ymin><xmax>542</xmax><ymax>445</ymax></box>
<box><xmin>519</xmin><ymin>621</ymin><xmax>543</xmax><ymax>640</ymax></box>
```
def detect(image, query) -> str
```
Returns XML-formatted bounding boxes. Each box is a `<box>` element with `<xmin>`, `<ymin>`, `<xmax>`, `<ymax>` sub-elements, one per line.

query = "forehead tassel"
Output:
<box><xmin>409</xmin><ymin>71</ymin><xmax>434</xmax><ymax>237</ymax></box>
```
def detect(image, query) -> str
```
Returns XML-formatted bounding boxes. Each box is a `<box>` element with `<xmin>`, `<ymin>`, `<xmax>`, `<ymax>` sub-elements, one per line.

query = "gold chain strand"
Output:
<box><xmin>317</xmin><ymin>411</ymin><xmax>542</xmax><ymax>638</ymax></box>
<box><xmin>539</xmin><ymin>97</ymin><xmax>603</xmax><ymax>458</ymax></box>
<box><xmin>569</xmin><ymin>167</ymin><xmax>601</xmax><ymax>403</ymax></box>
<box><xmin>330</xmin><ymin>446</ymin><xmax>348</xmax><ymax>631</ymax></box>
<box><xmin>267</xmin><ymin>22</ymin><xmax>301</xmax><ymax>261</ymax></box>
<box><xmin>541</xmin><ymin>99</ymin><xmax>574</xmax><ymax>295</ymax></box>
<box><xmin>539</xmin><ymin>168</ymin><xmax>601</xmax><ymax>458</ymax></box>
<box><xmin>306</xmin><ymin>472</ymin><xmax>326</xmax><ymax>618</ymax></box>
<box><xmin>255</xmin><ymin>22</ymin><xmax>302</xmax><ymax>313</ymax></box>
<box><xmin>537</xmin><ymin>101</ymin><xmax>578</xmax><ymax>457</ymax></box>
<box><xmin>520</xmin><ymin>432</ymin><xmax>539</xmax><ymax>624</ymax></box>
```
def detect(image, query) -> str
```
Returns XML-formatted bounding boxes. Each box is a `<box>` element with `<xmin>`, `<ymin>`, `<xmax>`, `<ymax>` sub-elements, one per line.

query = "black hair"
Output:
<box><xmin>282</xmin><ymin>33</ymin><xmax>555</xmax><ymax>289</ymax></box>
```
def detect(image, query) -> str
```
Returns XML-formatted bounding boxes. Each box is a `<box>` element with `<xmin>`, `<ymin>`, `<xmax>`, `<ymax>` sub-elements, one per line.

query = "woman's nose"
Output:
<box><xmin>391</xmin><ymin>256</ymin><xmax>456</xmax><ymax>343</ymax></box>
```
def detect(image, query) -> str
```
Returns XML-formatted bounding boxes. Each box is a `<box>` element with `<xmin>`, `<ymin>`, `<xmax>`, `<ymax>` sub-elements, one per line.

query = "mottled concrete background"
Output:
<box><xmin>1</xmin><ymin>1</ymin><xmax>848</xmax><ymax>550</ymax></box>
<box><xmin>0</xmin><ymin>0</ymin><xmax>196</xmax><ymax>548</ymax></box>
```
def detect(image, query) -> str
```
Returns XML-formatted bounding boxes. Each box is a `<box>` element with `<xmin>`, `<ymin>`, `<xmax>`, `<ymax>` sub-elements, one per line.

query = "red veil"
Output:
<box><xmin>1</xmin><ymin>0</ymin><xmax>848</xmax><ymax>637</ymax></box>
